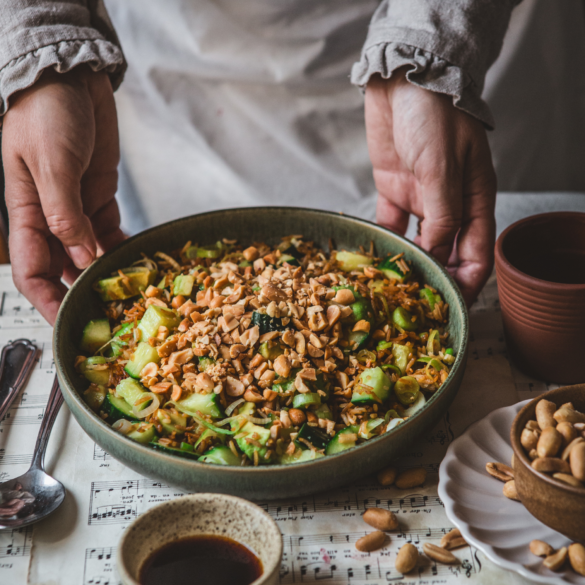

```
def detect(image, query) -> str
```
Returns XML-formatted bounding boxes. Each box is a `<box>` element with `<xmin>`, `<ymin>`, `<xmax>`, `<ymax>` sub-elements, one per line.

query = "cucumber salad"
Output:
<box><xmin>77</xmin><ymin>237</ymin><xmax>455</xmax><ymax>466</ymax></box>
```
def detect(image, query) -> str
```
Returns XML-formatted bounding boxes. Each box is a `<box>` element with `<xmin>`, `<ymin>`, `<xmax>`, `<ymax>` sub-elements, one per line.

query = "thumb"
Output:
<box><xmin>34</xmin><ymin>157</ymin><xmax>97</xmax><ymax>270</ymax></box>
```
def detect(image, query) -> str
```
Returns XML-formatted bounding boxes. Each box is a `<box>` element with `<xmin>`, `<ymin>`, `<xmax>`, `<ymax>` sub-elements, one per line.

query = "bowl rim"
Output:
<box><xmin>54</xmin><ymin>206</ymin><xmax>469</xmax><ymax>475</ymax></box>
<box><xmin>495</xmin><ymin>211</ymin><xmax>585</xmax><ymax>292</ymax></box>
<box><xmin>115</xmin><ymin>492</ymin><xmax>283</xmax><ymax>585</ymax></box>
<box><xmin>510</xmin><ymin>384</ymin><xmax>585</xmax><ymax>497</ymax></box>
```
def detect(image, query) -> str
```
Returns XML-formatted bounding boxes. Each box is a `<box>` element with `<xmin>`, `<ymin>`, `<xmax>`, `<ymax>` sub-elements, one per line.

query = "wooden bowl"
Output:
<box><xmin>510</xmin><ymin>385</ymin><xmax>585</xmax><ymax>541</ymax></box>
<box><xmin>53</xmin><ymin>207</ymin><xmax>468</xmax><ymax>500</ymax></box>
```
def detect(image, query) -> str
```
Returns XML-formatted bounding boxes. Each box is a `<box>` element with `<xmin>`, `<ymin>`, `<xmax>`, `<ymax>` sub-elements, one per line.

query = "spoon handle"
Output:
<box><xmin>30</xmin><ymin>376</ymin><xmax>64</xmax><ymax>471</ymax></box>
<box><xmin>0</xmin><ymin>339</ymin><xmax>39</xmax><ymax>422</ymax></box>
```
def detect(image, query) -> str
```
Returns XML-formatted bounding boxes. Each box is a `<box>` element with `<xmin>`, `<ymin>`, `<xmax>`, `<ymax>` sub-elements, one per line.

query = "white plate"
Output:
<box><xmin>438</xmin><ymin>400</ymin><xmax>585</xmax><ymax>584</ymax></box>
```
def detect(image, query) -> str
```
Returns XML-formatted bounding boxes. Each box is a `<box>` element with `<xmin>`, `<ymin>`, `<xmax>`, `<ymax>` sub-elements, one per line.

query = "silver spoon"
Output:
<box><xmin>0</xmin><ymin>376</ymin><xmax>65</xmax><ymax>529</ymax></box>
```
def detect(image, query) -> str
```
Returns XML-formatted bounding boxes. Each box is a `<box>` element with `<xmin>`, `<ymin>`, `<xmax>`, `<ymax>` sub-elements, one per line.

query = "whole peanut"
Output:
<box><xmin>556</xmin><ymin>422</ymin><xmax>577</xmax><ymax>447</ymax></box>
<box><xmin>486</xmin><ymin>462</ymin><xmax>514</xmax><ymax>482</ymax></box>
<box><xmin>554</xmin><ymin>404</ymin><xmax>585</xmax><ymax>424</ymax></box>
<box><xmin>363</xmin><ymin>508</ymin><xmax>399</xmax><ymax>531</ymax></box>
<box><xmin>355</xmin><ymin>531</ymin><xmax>386</xmax><ymax>552</ymax></box>
<box><xmin>570</xmin><ymin>441</ymin><xmax>585</xmax><ymax>481</ymax></box>
<box><xmin>377</xmin><ymin>466</ymin><xmax>397</xmax><ymax>486</ymax></box>
<box><xmin>503</xmin><ymin>480</ymin><xmax>519</xmax><ymax>501</ymax></box>
<box><xmin>521</xmin><ymin>429</ymin><xmax>539</xmax><ymax>451</ymax></box>
<box><xmin>440</xmin><ymin>528</ymin><xmax>468</xmax><ymax>550</ymax></box>
<box><xmin>552</xmin><ymin>473</ymin><xmax>584</xmax><ymax>488</ymax></box>
<box><xmin>543</xmin><ymin>547</ymin><xmax>568</xmax><ymax>571</ymax></box>
<box><xmin>529</xmin><ymin>540</ymin><xmax>553</xmax><ymax>557</ymax></box>
<box><xmin>562</xmin><ymin>437</ymin><xmax>584</xmax><ymax>461</ymax></box>
<box><xmin>535</xmin><ymin>399</ymin><xmax>557</xmax><ymax>430</ymax></box>
<box><xmin>526</xmin><ymin>420</ymin><xmax>540</xmax><ymax>432</ymax></box>
<box><xmin>568</xmin><ymin>543</ymin><xmax>585</xmax><ymax>576</ymax></box>
<box><xmin>395</xmin><ymin>543</ymin><xmax>418</xmax><ymax>574</ymax></box>
<box><xmin>531</xmin><ymin>457</ymin><xmax>571</xmax><ymax>474</ymax></box>
<box><xmin>423</xmin><ymin>542</ymin><xmax>459</xmax><ymax>564</ymax></box>
<box><xmin>536</xmin><ymin>427</ymin><xmax>562</xmax><ymax>458</ymax></box>
<box><xmin>395</xmin><ymin>468</ymin><xmax>426</xmax><ymax>489</ymax></box>
<box><xmin>288</xmin><ymin>408</ymin><xmax>306</xmax><ymax>426</ymax></box>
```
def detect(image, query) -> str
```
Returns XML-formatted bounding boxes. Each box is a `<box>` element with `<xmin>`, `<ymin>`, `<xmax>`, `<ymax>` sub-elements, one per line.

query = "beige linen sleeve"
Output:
<box><xmin>351</xmin><ymin>0</ymin><xmax>523</xmax><ymax>129</ymax></box>
<box><xmin>0</xmin><ymin>0</ymin><xmax>126</xmax><ymax>115</ymax></box>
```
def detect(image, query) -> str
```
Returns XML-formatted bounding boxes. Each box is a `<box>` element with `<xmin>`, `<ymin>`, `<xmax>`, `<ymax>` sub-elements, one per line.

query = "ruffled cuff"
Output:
<box><xmin>351</xmin><ymin>42</ymin><xmax>495</xmax><ymax>130</ymax></box>
<box><xmin>0</xmin><ymin>38</ymin><xmax>126</xmax><ymax>115</ymax></box>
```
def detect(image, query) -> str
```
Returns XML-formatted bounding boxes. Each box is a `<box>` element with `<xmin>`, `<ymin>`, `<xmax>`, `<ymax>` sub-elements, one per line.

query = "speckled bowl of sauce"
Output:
<box><xmin>116</xmin><ymin>493</ymin><xmax>282</xmax><ymax>585</ymax></box>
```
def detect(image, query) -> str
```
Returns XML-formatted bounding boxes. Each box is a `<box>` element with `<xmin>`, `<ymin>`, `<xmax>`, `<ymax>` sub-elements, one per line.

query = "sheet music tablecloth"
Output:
<box><xmin>0</xmin><ymin>265</ymin><xmax>553</xmax><ymax>585</ymax></box>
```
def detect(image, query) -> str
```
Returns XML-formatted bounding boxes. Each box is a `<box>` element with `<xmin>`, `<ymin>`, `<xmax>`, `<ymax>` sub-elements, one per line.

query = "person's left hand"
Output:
<box><xmin>365</xmin><ymin>70</ymin><xmax>497</xmax><ymax>306</ymax></box>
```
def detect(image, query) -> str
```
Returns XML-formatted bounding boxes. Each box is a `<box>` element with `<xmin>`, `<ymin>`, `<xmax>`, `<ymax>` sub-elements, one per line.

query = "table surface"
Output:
<box><xmin>1</xmin><ymin>192</ymin><xmax>582</xmax><ymax>585</ymax></box>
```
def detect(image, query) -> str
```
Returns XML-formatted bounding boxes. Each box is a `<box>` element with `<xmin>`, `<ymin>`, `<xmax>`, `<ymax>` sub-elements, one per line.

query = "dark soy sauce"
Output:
<box><xmin>139</xmin><ymin>535</ymin><xmax>263</xmax><ymax>585</ymax></box>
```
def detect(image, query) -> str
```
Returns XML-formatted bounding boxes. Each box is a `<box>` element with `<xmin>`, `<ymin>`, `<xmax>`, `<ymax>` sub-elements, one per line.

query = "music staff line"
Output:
<box><xmin>88</xmin><ymin>479</ymin><xmax>443</xmax><ymax>525</ymax></box>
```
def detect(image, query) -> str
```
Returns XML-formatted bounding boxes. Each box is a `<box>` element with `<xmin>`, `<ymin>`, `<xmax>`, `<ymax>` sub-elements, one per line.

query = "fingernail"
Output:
<box><xmin>67</xmin><ymin>245</ymin><xmax>94</xmax><ymax>269</ymax></box>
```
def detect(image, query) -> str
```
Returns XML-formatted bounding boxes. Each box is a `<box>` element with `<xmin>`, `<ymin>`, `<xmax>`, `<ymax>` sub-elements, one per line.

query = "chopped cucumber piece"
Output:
<box><xmin>124</xmin><ymin>342</ymin><xmax>161</xmax><ymax>379</ymax></box>
<box><xmin>116</xmin><ymin>378</ymin><xmax>150</xmax><ymax>412</ymax></box>
<box><xmin>150</xmin><ymin>439</ymin><xmax>200</xmax><ymax>460</ymax></box>
<box><xmin>79</xmin><ymin>357</ymin><xmax>111</xmax><ymax>386</ymax></box>
<box><xmin>292</xmin><ymin>392</ymin><xmax>321</xmax><ymax>410</ymax></box>
<box><xmin>94</xmin><ymin>266</ymin><xmax>157</xmax><ymax>302</ymax></box>
<box><xmin>348</xmin><ymin>330</ymin><xmax>369</xmax><ymax>351</ymax></box>
<box><xmin>138</xmin><ymin>305</ymin><xmax>180</xmax><ymax>340</ymax></box>
<box><xmin>445</xmin><ymin>348</ymin><xmax>453</xmax><ymax>355</ymax></box>
<box><xmin>199</xmin><ymin>445</ymin><xmax>241</xmax><ymax>466</ymax></box>
<box><xmin>197</xmin><ymin>243</ymin><xmax>223</xmax><ymax>259</ymax></box>
<box><xmin>392</xmin><ymin>344</ymin><xmax>411</xmax><ymax>374</ymax></box>
<box><xmin>313</xmin><ymin>403</ymin><xmax>333</xmax><ymax>420</ymax></box>
<box><xmin>350</xmin><ymin>299</ymin><xmax>372</xmax><ymax>322</ymax></box>
<box><xmin>419</xmin><ymin>288</ymin><xmax>441</xmax><ymax>310</ymax></box>
<box><xmin>394</xmin><ymin>376</ymin><xmax>420</xmax><ymax>406</ymax></box>
<box><xmin>194</xmin><ymin>428</ymin><xmax>224</xmax><ymax>449</ymax></box>
<box><xmin>197</xmin><ymin>356</ymin><xmax>216</xmax><ymax>372</ymax></box>
<box><xmin>392</xmin><ymin>306</ymin><xmax>418</xmax><ymax>331</ymax></box>
<box><xmin>259</xmin><ymin>341</ymin><xmax>283</xmax><ymax>361</ymax></box>
<box><xmin>111</xmin><ymin>322</ymin><xmax>134</xmax><ymax>357</ymax></box>
<box><xmin>278</xmin><ymin>449</ymin><xmax>325</xmax><ymax>465</ymax></box>
<box><xmin>156</xmin><ymin>409</ymin><xmax>187</xmax><ymax>435</ymax></box>
<box><xmin>377</xmin><ymin>256</ymin><xmax>411</xmax><ymax>282</ymax></box>
<box><xmin>233</xmin><ymin>421</ymin><xmax>271</xmax><ymax>462</ymax></box>
<box><xmin>252</xmin><ymin>311</ymin><xmax>285</xmax><ymax>335</ymax></box>
<box><xmin>273</xmin><ymin>377</ymin><xmax>296</xmax><ymax>393</ymax></box>
<box><xmin>351</xmin><ymin>367</ymin><xmax>391</xmax><ymax>405</ymax></box>
<box><xmin>295</xmin><ymin>423</ymin><xmax>329</xmax><ymax>451</ymax></box>
<box><xmin>403</xmin><ymin>391</ymin><xmax>426</xmax><ymax>417</ymax></box>
<box><xmin>173</xmin><ymin>274</ymin><xmax>195</xmax><ymax>296</ymax></box>
<box><xmin>173</xmin><ymin>392</ymin><xmax>223</xmax><ymax>419</ymax></box>
<box><xmin>83</xmin><ymin>384</ymin><xmax>107</xmax><ymax>412</ymax></box>
<box><xmin>358</xmin><ymin>418</ymin><xmax>386</xmax><ymax>440</ymax></box>
<box><xmin>325</xmin><ymin>425</ymin><xmax>359</xmax><ymax>455</ymax></box>
<box><xmin>81</xmin><ymin>319</ymin><xmax>111</xmax><ymax>354</ymax></box>
<box><xmin>336</xmin><ymin>251</ymin><xmax>373</xmax><ymax>272</ymax></box>
<box><xmin>127</xmin><ymin>423</ymin><xmax>157</xmax><ymax>445</ymax></box>
<box><xmin>103</xmin><ymin>393</ymin><xmax>139</xmax><ymax>422</ymax></box>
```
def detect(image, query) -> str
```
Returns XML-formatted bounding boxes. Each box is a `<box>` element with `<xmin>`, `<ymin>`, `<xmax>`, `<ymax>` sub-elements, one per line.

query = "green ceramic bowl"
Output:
<box><xmin>54</xmin><ymin>207</ymin><xmax>468</xmax><ymax>500</ymax></box>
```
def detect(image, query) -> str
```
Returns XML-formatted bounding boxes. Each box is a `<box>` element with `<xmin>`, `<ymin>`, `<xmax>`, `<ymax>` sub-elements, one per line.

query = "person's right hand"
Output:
<box><xmin>2</xmin><ymin>66</ymin><xmax>125</xmax><ymax>325</ymax></box>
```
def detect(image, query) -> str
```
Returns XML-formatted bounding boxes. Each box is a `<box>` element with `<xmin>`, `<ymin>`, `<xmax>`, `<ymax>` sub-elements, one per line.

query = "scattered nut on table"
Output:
<box><xmin>355</xmin><ymin>531</ymin><xmax>386</xmax><ymax>552</ymax></box>
<box><xmin>376</xmin><ymin>466</ymin><xmax>397</xmax><ymax>486</ymax></box>
<box><xmin>395</xmin><ymin>467</ymin><xmax>426</xmax><ymax>489</ymax></box>
<box><xmin>395</xmin><ymin>543</ymin><xmax>418</xmax><ymax>574</ymax></box>
<box><xmin>529</xmin><ymin>540</ymin><xmax>553</xmax><ymax>557</ymax></box>
<box><xmin>363</xmin><ymin>508</ymin><xmax>398</xmax><ymax>531</ymax></box>
<box><xmin>568</xmin><ymin>543</ymin><xmax>585</xmax><ymax>576</ymax></box>
<box><xmin>440</xmin><ymin>528</ymin><xmax>468</xmax><ymax>550</ymax></box>
<box><xmin>502</xmin><ymin>480</ymin><xmax>519</xmax><ymax>501</ymax></box>
<box><xmin>543</xmin><ymin>547</ymin><xmax>568</xmax><ymax>571</ymax></box>
<box><xmin>485</xmin><ymin>462</ymin><xmax>514</xmax><ymax>482</ymax></box>
<box><xmin>423</xmin><ymin>542</ymin><xmax>459</xmax><ymax>565</ymax></box>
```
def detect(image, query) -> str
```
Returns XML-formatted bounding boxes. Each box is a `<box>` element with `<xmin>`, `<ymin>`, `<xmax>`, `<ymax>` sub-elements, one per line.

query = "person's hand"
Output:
<box><xmin>365</xmin><ymin>69</ymin><xmax>497</xmax><ymax>305</ymax></box>
<box><xmin>2</xmin><ymin>66</ymin><xmax>125</xmax><ymax>324</ymax></box>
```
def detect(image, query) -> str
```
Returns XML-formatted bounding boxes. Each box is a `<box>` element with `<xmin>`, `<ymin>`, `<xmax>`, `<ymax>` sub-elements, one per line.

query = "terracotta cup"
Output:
<box><xmin>495</xmin><ymin>212</ymin><xmax>585</xmax><ymax>384</ymax></box>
